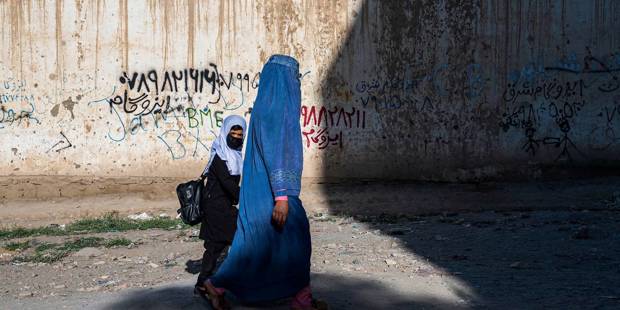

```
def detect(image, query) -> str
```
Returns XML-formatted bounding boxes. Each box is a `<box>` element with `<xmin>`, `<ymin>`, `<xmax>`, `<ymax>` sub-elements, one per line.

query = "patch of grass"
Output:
<box><xmin>0</xmin><ymin>213</ymin><xmax>190</xmax><ymax>240</ymax></box>
<box><xmin>34</xmin><ymin>243</ymin><xmax>58</xmax><ymax>252</ymax></box>
<box><xmin>103</xmin><ymin>237</ymin><xmax>132</xmax><ymax>248</ymax></box>
<box><xmin>66</xmin><ymin>214</ymin><xmax>186</xmax><ymax>233</ymax></box>
<box><xmin>20</xmin><ymin>248</ymin><xmax>69</xmax><ymax>264</ymax></box>
<box><xmin>15</xmin><ymin>236</ymin><xmax>133</xmax><ymax>263</ymax></box>
<box><xmin>62</xmin><ymin>237</ymin><xmax>105</xmax><ymax>250</ymax></box>
<box><xmin>0</xmin><ymin>226</ymin><xmax>61</xmax><ymax>240</ymax></box>
<box><xmin>3</xmin><ymin>240</ymin><xmax>31</xmax><ymax>251</ymax></box>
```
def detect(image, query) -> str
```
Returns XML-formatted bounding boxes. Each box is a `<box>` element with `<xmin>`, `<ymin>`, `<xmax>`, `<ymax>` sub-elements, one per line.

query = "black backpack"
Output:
<box><xmin>176</xmin><ymin>177</ymin><xmax>206</xmax><ymax>226</ymax></box>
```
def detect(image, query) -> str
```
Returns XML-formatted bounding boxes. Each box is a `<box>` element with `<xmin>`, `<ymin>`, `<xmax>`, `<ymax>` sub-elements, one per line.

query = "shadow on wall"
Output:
<box><xmin>316</xmin><ymin>0</ymin><xmax>620</xmax><ymax>308</ymax></box>
<box><xmin>316</xmin><ymin>0</ymin><xmax>494</xmax><ymax>182</ymax></box>
<box><xmin>314</xmin><ymin>0</ymin><xmax>620</xmax><ymax>182</ymax></box>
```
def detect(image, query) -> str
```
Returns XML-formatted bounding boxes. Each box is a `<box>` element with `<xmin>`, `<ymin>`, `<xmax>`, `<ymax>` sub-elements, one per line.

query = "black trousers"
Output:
<box><xmin>196</xmin><ymin>239</ymin><xmax>229</xmax><ymax>286</ymax></box>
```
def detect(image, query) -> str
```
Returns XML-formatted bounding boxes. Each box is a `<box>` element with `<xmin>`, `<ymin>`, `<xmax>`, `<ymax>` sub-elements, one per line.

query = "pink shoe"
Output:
<box><xmin>203</xmin><ymin>280</ymin><xmax>230</xmax><ymax>310</ymax></box>
<box><xmin>290</xmin><ymin>286</ymin><xmax>317</xmax><ymax>310</ymax></box>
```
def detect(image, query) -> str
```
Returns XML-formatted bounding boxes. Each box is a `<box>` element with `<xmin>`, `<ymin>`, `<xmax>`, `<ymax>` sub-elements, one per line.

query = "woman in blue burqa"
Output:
<box><xmin>201</xmin><ymin>55</ymin><xmax>315</xmax><ymax>310</ymax></box>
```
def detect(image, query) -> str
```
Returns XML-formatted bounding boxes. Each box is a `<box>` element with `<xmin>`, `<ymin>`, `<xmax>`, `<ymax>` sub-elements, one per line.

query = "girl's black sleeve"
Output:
<box><xmin>211</xmin><ymin>155</ymin><xmax>240</xmax><ymax>204</ymax></box>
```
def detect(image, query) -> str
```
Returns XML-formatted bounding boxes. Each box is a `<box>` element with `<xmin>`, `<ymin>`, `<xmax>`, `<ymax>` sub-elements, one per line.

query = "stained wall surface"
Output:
<box><xmin>1</xmin><ymin>0</ymin><xmax>619</xmax><ymax>182</ymax></box>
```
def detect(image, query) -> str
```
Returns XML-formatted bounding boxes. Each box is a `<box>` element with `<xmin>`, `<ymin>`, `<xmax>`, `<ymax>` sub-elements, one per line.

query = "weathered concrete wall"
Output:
<box><xmin>1</xmin><ymin>0</ymin><xmax>619</xmax><ymax>183</ymax></box>
<box><xmin>320</xmin><ymin>0</ymin><xmax>620</xmax><ymax>181</ymax></box>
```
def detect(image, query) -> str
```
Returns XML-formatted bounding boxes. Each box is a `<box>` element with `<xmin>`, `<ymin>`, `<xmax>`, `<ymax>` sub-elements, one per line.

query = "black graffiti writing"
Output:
<box><xmin>544</xmin><ymin>53</ymin><xmax>620</xmax><ymax>93</ymax></box>
<box><xmin>109</xmin><ymin>65</ymin><xmax>260</xmax><ymax>116</ymax></box>
<box><xmin>541</xmin><ymin>117</ymin><xmax>586</xmax><ymax>162</ymax></box>
<box><xmin>500</xmin><ymin>100</ymin><xmax>585</xmax><ymax>132</ymax></box>
<box><xmin>502</xmin><ymin>79</ymin><xmax>585</xmax><ymax>105</ymax></box>
<box><xmin>46</xmin><ymin>131</ymin><xmax>73</xmax><ymax>153</ymax></box>
<box><xmin>119</xmin><ymin>66</ymin><xmax>220</xmax><ymax>95</ymax></box>
<box><xmin>354</xmin><ymin>63</ymin><xmax>486</xmax><ymax>104</ymax></box>
<box><xmin>0</xmin><ymin>103</ymin><xmax>39</xmax><ymax>129</ymax></box>
<box><xmin>358</xmin><ymin>94</ymin><xmax>436</xmax><ymax>112</ymax></box>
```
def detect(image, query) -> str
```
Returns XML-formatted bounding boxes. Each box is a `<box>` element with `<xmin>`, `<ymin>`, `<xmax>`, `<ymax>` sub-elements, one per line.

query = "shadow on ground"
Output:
<box><xmin>316</xmin><ymin>0</ymin><xmax>620</xmax><ymax>309</ymax></box>
<box><xmin>102</xmin><ymin>273</ymin><xmax>463</xmax><ymax>310</ymax></box>
<box><xmin>360</xmin><ymin>209</ymin><xmax>620</xmax><ymax>308</ymax></box>
<box><xmin>105</xmin><ymin>211</ymin><xmax>620</xmax><ymax>309</ymax></box>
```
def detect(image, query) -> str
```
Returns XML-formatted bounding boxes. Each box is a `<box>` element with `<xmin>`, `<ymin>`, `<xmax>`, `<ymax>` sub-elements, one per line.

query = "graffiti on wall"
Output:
<box><xmin>353</xmin><ymin>63</ymin><xmax>486</xmax><ymax>112</ymax></box>
<box><xmin>593</xmin><ymin>93</ymin><xmax>620</xmax><ymax>150</ymax></box>
<box><xmin>300</xmin><ymin>105</ymin><xmax>367</xmax><ymax>149</ymax></box>
<box><xmin>343</xmin><ymin>62</ymin><xmax>487</xmax><ymax>157</ymax></box>
<box><xmin>0</xmin><ymin>79</ymin><xmax>40</xmax><ymax>129</ymax></box>
<box><xmin>90</xmin><ymin>50</ymin><xmax>618</xmax><ymax>163</ymax></box>
<box><xmin>500</xmin><ymin>50</ymin><xmax>620</xmax><ymax>161</ymax></box>
<box><xmin>95</xmin><ymin>64</ymin><xmax>260</xmax><ymax>160</ymax></box>
<box><xmin>107</xmin><ymin>64</ymin><xmax>259</xmax><ymax>116</ymax></box>
<box><xmin>46</xmin><ymin>131</ymin><xmax>73</xmax><ymax>153</ymax></box>
<box><xmin>93</xmin><ymin>91</ymin><xmax>217</xmax><ymax>160</ymax></box>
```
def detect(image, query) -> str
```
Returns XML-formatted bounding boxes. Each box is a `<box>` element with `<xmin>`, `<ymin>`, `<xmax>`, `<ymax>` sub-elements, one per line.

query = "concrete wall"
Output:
<box><xmin>1</xmin><ymin>0</ymin><xmax>619</xmax><ymax>184</ymax></box>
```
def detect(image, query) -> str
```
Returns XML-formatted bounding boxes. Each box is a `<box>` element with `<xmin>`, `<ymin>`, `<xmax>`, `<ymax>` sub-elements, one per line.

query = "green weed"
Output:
<box><xmin>0</xmin><ymin>213</ymin><xmax>190</xmax><ymax>240</ymax></box>
<box><xmin>3</xmin><ymin>240</ymin><xmax>31</xmax><ymax>251</ymax></box>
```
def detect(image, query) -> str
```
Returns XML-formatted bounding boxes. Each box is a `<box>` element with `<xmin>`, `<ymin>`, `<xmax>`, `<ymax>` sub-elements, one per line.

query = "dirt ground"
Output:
<box><xmin>1</xmin><ymin>208</ymin><xmax>620</xmax><ymax>309</ymax></box>
<box><xmin>3</xmin><ymin>176</ymin><xmax>620</xmax><ymax>228</ymax></box>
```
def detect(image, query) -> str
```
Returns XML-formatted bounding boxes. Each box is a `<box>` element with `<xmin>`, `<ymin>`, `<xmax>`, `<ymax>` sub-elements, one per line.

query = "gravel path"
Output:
<box><xmin>2</xmin><ymin>210</ymin><xmax>620</xmax><ymax>309</ymax></box>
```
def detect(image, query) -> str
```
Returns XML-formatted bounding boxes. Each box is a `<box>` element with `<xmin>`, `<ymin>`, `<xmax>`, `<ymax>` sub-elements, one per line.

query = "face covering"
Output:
<box><xmin>226</xmin><ymin>135</ymin><xmax>243</xmax><ymax>150</ymax></box>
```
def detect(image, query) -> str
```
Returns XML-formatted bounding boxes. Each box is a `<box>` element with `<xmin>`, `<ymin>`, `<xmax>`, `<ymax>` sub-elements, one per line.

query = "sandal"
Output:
<box><xmin>202</xmin><ymin>280</ymin><xmax>230</xmax><ymax>310</ymax></box>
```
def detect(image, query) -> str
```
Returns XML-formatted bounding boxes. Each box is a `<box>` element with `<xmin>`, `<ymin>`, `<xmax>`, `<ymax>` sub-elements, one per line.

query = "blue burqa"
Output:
<box><xmin>210</xmin><ymin>55</ymin><xmax>311</xmax><ymax>302</ymax></box>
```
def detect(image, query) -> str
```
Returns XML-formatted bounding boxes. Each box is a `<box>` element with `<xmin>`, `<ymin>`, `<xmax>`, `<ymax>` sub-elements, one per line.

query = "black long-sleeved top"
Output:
<box><xmin>199</xmin><ymin>154</ymin><xmax>240</xmax><ymax>242</ymax></box>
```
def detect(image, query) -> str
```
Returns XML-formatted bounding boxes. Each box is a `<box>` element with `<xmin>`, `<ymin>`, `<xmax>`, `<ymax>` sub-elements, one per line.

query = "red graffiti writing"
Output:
<box><xmin>300</xmin><ymin>105</ymin><xmax>366</xmax><ymax>149</ymax></box>
<box><xmin>300</xmin><ymin>105</ymin><xmax>366</xmax><ymax>129</ymax></box>
<box><xmin>302</xmin><ymin>128</ymin><xmax>343</xmax><ymax>149</ymax></box>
